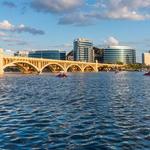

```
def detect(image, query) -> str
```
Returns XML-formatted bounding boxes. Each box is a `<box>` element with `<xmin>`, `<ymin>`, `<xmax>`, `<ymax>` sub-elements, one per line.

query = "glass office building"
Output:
<box><xmin>74</xmin><ymin>38</ymin><xmax>94</xmax><ymax>62</ymax></box>
<box><xmin>28</xmin><ymin>50</ymin><xmax>66</xmax><ymax>60</ymax></box>
<box><xmin>59</xmin><ymin>51</ymin><xmax>66</xmax><ymax>60</ymax></box>
<box><xmin>103</xmin><ymin>46</ymin><xmax>136</xmax><ymax>64</ymax></box>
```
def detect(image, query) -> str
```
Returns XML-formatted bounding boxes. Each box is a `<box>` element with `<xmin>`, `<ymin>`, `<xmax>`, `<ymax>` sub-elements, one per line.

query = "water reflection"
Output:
<box><xmin>0</xmin><ymin>72</ymin><xmax>150</xmax><ymax>149</ymax></box>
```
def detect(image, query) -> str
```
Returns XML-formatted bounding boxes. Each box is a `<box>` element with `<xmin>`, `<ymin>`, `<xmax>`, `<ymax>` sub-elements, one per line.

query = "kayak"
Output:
<box><xmin>56</xmin><ymin>73</ymin><xmax>67</xmax><ymax>78</ymax></box>
<box><xmin>144</xmin><ymin>71</ymin><xmax>150</xmax><ymax>76</ymax></box>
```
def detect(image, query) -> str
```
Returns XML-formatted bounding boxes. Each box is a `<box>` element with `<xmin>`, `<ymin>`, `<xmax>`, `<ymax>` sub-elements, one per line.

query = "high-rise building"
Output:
<box><xmin>142</xmin><ymin>53</ymin><xmax>150</xmax><ymax>65</ymax></box>
<box><xmin>73</xmin><ymin>38</ymin><xmax>94</xmax><ymax>62</ymax></box>
<box><xmin>103</xmin><ymin>46</ymin><xmax>136</xmax><ymax>64</ymax></box>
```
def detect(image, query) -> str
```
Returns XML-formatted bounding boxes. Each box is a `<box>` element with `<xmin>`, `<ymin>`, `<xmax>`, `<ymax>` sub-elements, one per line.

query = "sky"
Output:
<box><xmin>0</xmin><ymin>0</ymin><xmax>150</xmax><ymax>62</ymax></box>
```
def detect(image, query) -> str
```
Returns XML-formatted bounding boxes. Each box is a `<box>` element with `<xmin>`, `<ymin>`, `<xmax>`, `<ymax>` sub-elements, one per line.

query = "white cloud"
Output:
<box><xmin>13</xmin><ymin>24</ymin><xmax>45</xmax><ymax>35</ymax></box>
<box><xmin>95</xmin><ymin>0</ymin><xmax>150</xmax><ymax>20</ymax></box>
<box><xmin>0</xmin><ymin>20</ymin><xmax>14</xmax><ymax>30</ymax></box>
<box><xmin>105</xmin><ymin>7</ymin><xmax>146</xmax><ymax>20</ymax></box>
<box><xmin>0</xmin><ymin>20</ymin><xmax>45</xmax><ymax>35</ymax></box>
<box><xmin>105</xmin><ymin>36</ymin><xmax>119</xmax><ymax>46</ymax></box>
<box><xmin>122</xmin><ymin>0</ymin><xmax>150</xmax><ymax>9</ymax></box>
<box><xmin>31</xmin><ymin>0</ymin><xmax>83</xmax><ymax>13</ymax></box>
<box><xmin>58</xmin><ymin>12</ymin><xmax>93</xmax><ymax>26</ymax></box>
<box><xmin>47</xmin><ymin>0</ymin><xmax>150</xmax><ymax>26</ymax></box>
<box><xmin>18</xmin><ymin>24</ymin><xmax>25</xmax><ymax>28</ymax></box>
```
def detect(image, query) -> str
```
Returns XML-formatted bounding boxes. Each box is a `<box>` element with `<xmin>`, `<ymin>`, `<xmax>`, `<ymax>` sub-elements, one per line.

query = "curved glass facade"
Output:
<box><xmin>103</xmin><ymin>46</ymin><xmax>136</xmax><ymax>64</ymax></box>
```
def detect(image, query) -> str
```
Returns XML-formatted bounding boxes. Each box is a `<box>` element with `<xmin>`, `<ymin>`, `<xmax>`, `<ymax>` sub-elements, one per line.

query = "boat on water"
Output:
<box><xmin>56</xmin><ymin>71</ymin><xmax>68</xmax><ymax>78</ymax></box>
<box><xmin>144</xmin><ymin>71</ymin><xmax>150</xmax><ymax>76</ymax></box>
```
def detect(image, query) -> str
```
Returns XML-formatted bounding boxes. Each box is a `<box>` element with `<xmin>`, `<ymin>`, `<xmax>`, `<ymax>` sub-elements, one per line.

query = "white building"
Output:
<box><xmin>14</xmin><ymin>51</ymin><xmax>29</xmax><ymax>57</ymax></box>
<box><xmin>142</xmin><ymin>53</ymin><xmax>150</xmax><ymax>65</ymax></box>
<box><xmin>73</xmin><ymin>38</ymin><xmax>94</xmax><ymax>62</ymax></box>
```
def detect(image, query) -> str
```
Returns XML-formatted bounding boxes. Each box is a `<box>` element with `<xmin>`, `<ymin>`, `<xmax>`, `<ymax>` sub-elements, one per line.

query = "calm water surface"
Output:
<box><xmin>0</xmin><ymin>72</ymin><xmax>150</xmax><ymax>150</ymax></box>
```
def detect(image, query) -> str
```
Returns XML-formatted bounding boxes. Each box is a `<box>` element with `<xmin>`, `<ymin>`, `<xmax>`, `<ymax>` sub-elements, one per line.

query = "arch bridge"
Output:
<box><xmin>0</xmin><ymin>52</ymin><xmax>123</xmax><ymax>74</ymax></box>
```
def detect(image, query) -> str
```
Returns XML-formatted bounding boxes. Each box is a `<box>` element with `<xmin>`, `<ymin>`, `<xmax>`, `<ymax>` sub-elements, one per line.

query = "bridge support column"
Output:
<box><xmin>64</xmin><ymin>68</ymin><xmax>67</xmax><ymax>73</ymax></box>
<box><xmin>0</xmin><ymin>48</ymin><xmax>4</xmax><ymax>75</ymax></box>
<box><xmin>63</xmin><ymin>63</ymin><xmax>67</xmax><ymax>73</ymax></box>
<box><xmin>81</xmin><ymin>69</ymin><xmax>84</xmax><ymax>72</ymax></box>
<box><xmin>95</xmin><ymin>60</ymin><xmax>98</xmax><ymax>72</ymax></box>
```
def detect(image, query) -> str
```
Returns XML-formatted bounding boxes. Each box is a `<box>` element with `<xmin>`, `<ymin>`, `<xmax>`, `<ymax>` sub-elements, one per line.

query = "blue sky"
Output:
<box><xmin>0</xmin><ymin>0</ymin><xmax>150</xmax><ymax>62</ymax></box>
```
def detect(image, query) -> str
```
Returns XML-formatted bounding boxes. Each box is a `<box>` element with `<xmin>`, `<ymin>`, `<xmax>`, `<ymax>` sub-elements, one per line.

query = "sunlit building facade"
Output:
<box><xmin>142</xmin><ymin>53</ymin><xmax>150</xmax><ymax>65</ymax></box>
<box><xmin>74</xmin><ymin>38</ymin><xmax>94</xmax><ymax>62</ymax></box>
<box><xmin>14</xmin><ymin>51</ymin><xmax>29</xmax><ymax>57</ymax></box>
<box><xmin>103</xmin><ymin>46</ymin><xmax>136</xmax><ymax>64</ymax></box>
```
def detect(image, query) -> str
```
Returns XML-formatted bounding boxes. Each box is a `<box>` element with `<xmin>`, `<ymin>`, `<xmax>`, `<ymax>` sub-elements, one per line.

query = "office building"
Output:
<box><xmin>142</xmin><ymin>53</ymin><xmax>150</xmax><ymax>65</ymax></box>
<box><xmin>15</xmin><ymin>50</ymin><xmax>66</xmax><ymax>60</ymax></box>
<box><xmin>74</xmin><ymin>38</ymin><xmax>94</xmax><ymax>62</ymax></box>
<box><xmin>59</xmin><ymin>51</ymin><xmax>66</xmax><ymax>60</ymax></box>
<box><xmin>28</xmin><ymin>50</ymin><xmax>66</xmax><ymax>60</ymax></box>
<box><xmin>103</xmin><ymin>46</ymin><xmax>136</xmax><ymax>64</ymax></box>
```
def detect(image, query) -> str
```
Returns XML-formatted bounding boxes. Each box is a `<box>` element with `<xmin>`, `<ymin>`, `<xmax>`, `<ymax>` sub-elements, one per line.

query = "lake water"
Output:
<box><xmin>0</xmin><ymin>72</ymin><xmax>150</xmax><ymax>150</ymax></box>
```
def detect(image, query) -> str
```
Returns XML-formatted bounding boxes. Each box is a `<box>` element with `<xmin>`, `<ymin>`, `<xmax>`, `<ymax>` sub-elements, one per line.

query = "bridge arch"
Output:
<box><xmin>84</xmin><ymin>65</ymin><xmax>96</xmax><ymax>72</ymax></box>
<box><xmin>40</xmin><ymin>63</ymin><xmax>65</xmax><ymax>73</ymax></box>
<box><xmin>67</xmin><ymin>64</ymin><xmax>82</xmax><ymax>72</ymax></box>
<box><xmin>3</xmin><ymin>61</ymin><xmax>39</xmax><ymax>73</ymax></box>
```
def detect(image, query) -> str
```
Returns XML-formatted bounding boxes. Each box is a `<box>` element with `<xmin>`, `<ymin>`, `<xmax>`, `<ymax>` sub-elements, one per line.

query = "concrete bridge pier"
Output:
<box><xmin>0</xmin><ymin>49</ymin><xmax>4</xmax><ymax>75</ymax></box>
<box><xmin>95</xmin><ymin>60</ymin><xmax>98</xmax><ymax>72</ymax></box>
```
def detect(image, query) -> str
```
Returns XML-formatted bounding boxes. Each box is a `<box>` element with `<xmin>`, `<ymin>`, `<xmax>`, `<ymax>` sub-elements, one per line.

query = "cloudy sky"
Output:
<box><xmin>0</xmin><ymin>0</ymin><xmax>150</xmax><ymax>62</ymax></box>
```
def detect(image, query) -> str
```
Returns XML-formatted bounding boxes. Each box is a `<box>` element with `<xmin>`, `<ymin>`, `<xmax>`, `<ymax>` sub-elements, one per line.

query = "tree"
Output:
<box><xmin>116</xmin><ymin>61</ymin><xmax>123</xmax><ymax>65</ymax></box>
